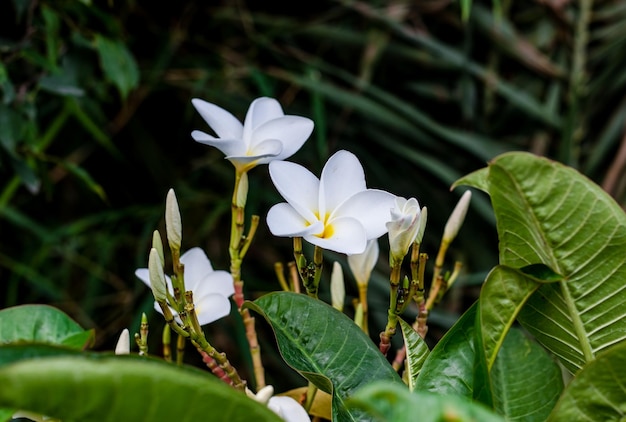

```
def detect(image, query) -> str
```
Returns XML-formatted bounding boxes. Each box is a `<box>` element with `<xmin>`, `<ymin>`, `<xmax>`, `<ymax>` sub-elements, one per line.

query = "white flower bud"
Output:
<box><xmin>236</xmin><ymin>172</ymin><xmax>249</xmax><ymax>208</ymax></box>
<box><xmin>148</xmin><ymin>248</ymin><xmax>167</xmax><ymax>301</ymax></box>
<box><xmin>415</xmin><ymin>206</ymin><xmax>427</xmax><ymax>245</ymax></box>
<box><xmin>386</xmin><ymin>197</ymin><xmax>421</xmax><ymax>264</ymax></box>
<box><xmin>165</xmin><ymin>189</ymin><xmax>182</xmax><ymax>251</ymax></box>
<box><xmin>330</xmin><ymin>261</ymin><xmax>345</xmax><ymax>311</ymax></box>
<box><xmin>115</xmin><ymin>328</ymin><xmax>130</xmax><ymax>355</ymax></box>
<box><xmin>152</xmin><ymin>230</ymin><xmax>165</xmax><ymax>268</ymax></box>
<box><xmin>443</xmin><ymin>191</ymin><xmax>472</xmax><ymax>243</ymax></box>
<box><xmin>347</xmin><ymin>240</ymin><xmax>379</xmax><ymax>286</ymax></box>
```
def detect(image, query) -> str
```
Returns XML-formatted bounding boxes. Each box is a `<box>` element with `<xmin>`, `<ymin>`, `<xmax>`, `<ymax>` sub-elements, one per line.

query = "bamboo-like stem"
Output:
<box><xmin>162</xmin><ymin>325</ymin><xmax>172</xmax><ymax>362</ymax></box>
<box><xmin>274</xmin><ymin>262</ymin><xmax>291</xmax><ymax>291</ymax></box>
<box><xmin>228</xmin><ymin>169</ymin><xmax>265</xmax><ymax>389</ymax></box>
<box><xmin>176</xmin><ymin>333</ymin><xmax>186</xmax><ymax>366</ymax></box>
<box><xmin>357</xmin><ymin>283</ymin><xmax>369</xmax><ymax>335</ymax></box>
<box><xmin>379</xmin><ymin>263</ymin><xmax>402</xmax><ymax>355</ymax></box>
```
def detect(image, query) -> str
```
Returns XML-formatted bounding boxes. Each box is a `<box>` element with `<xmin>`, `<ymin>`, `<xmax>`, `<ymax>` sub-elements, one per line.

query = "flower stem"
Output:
<box><xmin>228</xmin><ymin>169</ymin><xmax>265</xmax><ymax>389</ymax></box>
<box><xmin>357</xmin><ymin>283</ymin><xmax>369</xmax><ymax>335</ymax></box>
<box><xmin>379</xmin><ymin>263</ymin><xmax>402</xmax><ymax>355</ymax></box>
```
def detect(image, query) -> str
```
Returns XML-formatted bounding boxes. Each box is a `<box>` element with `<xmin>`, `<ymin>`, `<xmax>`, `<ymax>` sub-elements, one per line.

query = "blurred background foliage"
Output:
<box><xmin>2</xmin><ymin>0</ymin><xmax>626</xmax><ymax>390</ymax></box>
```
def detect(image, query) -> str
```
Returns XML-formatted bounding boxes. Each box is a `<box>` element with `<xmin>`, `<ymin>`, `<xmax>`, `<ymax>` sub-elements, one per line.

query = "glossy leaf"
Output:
<box><xmin>0</xmin><ymin>305</ymin><xmax>94</xmax><ymax>349</ymax></box>
<box><xmin>491</xmin><ymin>328</ymin><xmax>563</xmax><ymax>421</ymax></box>
<box><xmin>95</xmin><ymin>35</ymin><xmax>139</xmax><ymax>100</ymax></box>
<box><xmin>547</xmin><ymin>341</ymin><xmax>626</xmax><ymax>422</ymax></box>
<box><xmin>414</xmin><ymin>303</ymin><xmax>487</xmax><ymax>401</ymax></box>
<box><xmin>0</xmin><ymin>345</ymin><xmax>281</xmax><ymax>422</ymax></box>
<box><xmin>347</xmin><ymin>381</ymin><xmax>505</xmax><ymax>422</ymax></box>
<box><xmin>398</xmin><ymin>318</ymin><xmax>429</xmax><ymax>391</ymax></box>
<box><xmin>455</xmin><ymin>152</ymin><xmax>626</xmax><ymax>374</ymax></box>
<box><xmin>244</xmin><ymin>292</ymin><xmax>403</xmax><ymax>422</ymax></box>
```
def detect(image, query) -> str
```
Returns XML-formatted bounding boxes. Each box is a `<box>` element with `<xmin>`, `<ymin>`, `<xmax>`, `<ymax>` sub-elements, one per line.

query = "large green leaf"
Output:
<box><xmin>455</xmin><ymin>152</ymin><xmax>626</xmax><ymax>373</ymax></box>
<box><xmin>491</xmin><ymin>328</ymin><xmax>563</xmax><ymax>421</ymax></box>
<box><xmin>244</xmin><ymin>292</ymin><xmax>403</xmax><ymax>422</ymax></box>
<box><xmin>346</xmin><ymin>381</ymin><xmax>505</xmax><ymax>422</ymax></box>
<box><xmin>0</xmin><ymin>345</ymin><xmax>281</xmax><ymax>422</ymax></box>
<box><xmin>414</xmin><ymin>303</ymin><xmax>489</xmax><ymax>403</ymax></box>
<box><xmin>0</xmin><ymin>305</ymin><xmax>94</xmax><ymax>349</ymax></box>
<box><xmin>398</xmin><ymin>318</ymin><xmax>429</xmax><ymax>391</ymax></box>
<box><xmin>547</xmin><ymin>341</ymin><xmax>626</xmax><ymax>421</ymax></box>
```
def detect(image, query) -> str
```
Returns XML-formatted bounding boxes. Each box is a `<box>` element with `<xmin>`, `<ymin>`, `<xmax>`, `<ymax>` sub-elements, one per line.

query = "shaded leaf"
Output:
<box><xmin>491</xmin><ymin>328</ymin><xmax>563</xmax><ymax>421</ymax></box>
<box><xmin>0</xmin><ymin>305</ymin><xmax>94</xmax><ymax>349</ymax></box>
<box><xmin>0</xmin><ymin>345</ymin><xmax>281</xmax><ymax>422</ymax></box>
<box><xmin>95</xmin><ymin>35</ymin><xmax>139</xmax><ymax>99</ymax></box>
<box><xmin>244</xmin><ymin>292</ymin><xmax>403</xmax><ymax>422</ymax></box>
<box><xmin>347</xmin><ymin>381</ymin><xmax>505</xmax><ymax>422</ymax></box>
<box><xmin>547</xmin><ymin>341</ymin><xmax>626</xmax><ymax>422</ymax></box>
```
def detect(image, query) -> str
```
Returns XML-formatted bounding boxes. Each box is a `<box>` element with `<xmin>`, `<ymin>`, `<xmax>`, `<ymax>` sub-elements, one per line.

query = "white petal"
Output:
<box><xmin>243</xmin><ymin>97</ymin><xmax>284</xmax><ymax>142</ymax></box>
<box><xmin>191</xmin><ymin>99</ymin><xmax>243</xmax><ymax>140</ymax></box>
<box><xmin>242</xmin><ymin>138</ymin><xmax>283</xmax><ymax>159</ymax></box>
<box><xmin>319</xmin><ymin>150</ymin><xmax>366</xmax><ymax>214</ymax></box>
<box><xmin>304</xmin><ymin>217</ymin><xmax>367</xmax><ymax>255</ymax></box>
<box><xmin>191</xmin><ymin>130</ymin><xmax>246</xmax><ymax>158</ymax></box>
<box><xmin>194</xmin><ymin>270</ymin><xmax>235</xmax><ymax>300</ymax></box>
<box><xmin>251</xmin><ymin>116</ymin><xmax>313</xmax><ymax>160</ymax></box>
<box><xmin>269</xmin><ymin>160</ymin><xmax>319</xmax><ymax>222</ymax></box>
<box><xmin>180</xmin><ymin>247</ymin><xmax>213</xmax><ymax>288</ymax></box>
<box><xmin>347</xmin><ymin>239</ymin><xmax>379</xmax><ymax>285</ymax></box>
<box><xmin>267</xmin><ymin>203</ymin><xmax>323</xmax><ymax>237</ymax></box>
<box><xmin>194</xmin><ymin>294</ymin><xmax>232</xmax><ymax>325</ymax></box>
<box><xmin>268</xmin><ymin>396</ymin><xmax>311</xmax><ymax>422</ymax></box>
<box><xmin>333</xmin><ymin>189</ymin><xmax>397</xmax><ymax>239</ymax></box>
<box><xmin>135</xmin><ymin>268</ymin><xmax>151</xmax><ymax>288</ymax></box>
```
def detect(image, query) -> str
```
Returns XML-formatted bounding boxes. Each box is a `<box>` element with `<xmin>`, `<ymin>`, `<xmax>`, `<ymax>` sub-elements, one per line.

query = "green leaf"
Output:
<box><xmin>519</xmin><ymin>263</ymin><xmax>563</xmax><ymax>282</ymax></box>
<box><xmin>491</xmin><ymin>328</ymin><xmax>563</xmax><ymax>421</ymax></box>
<box><xmin>547</xmin><ymin>341</ymin><xmax>626</xmax><ymax>422</ymax></box>
<box><xmin>398</xmin><ymin>318</ymin><xmax>429</xmax><ymax>391</ymax></box>
<box><xmin>0</xmin><ymin>408</ymin><xmax>14</xmax><ymax>422</ymax></box>
<box><xmin>478</xmin><ymin>265</ymin><xmax>542</xmax><ymax>370</ymax></box>
<box><xmin>0</xmin><ymin>305</ymin><xmax>94</xmax><ymax>349</ymax></box>
<box><xmin>347</xmin><ymin>381</ymin><xmax>505</xmax><ymax>422</ymax></box>
<box><xmin>415</xmin><ymin>303</ymin><xmax>490</xmax><ymax>404</ymax></box>
<box><xmin>244</xmin><ymin>292</ymin><xmax>403</xmax><ymax>422</ymax></box>
<box><xmin>0</xmin><ymin>345</ymin><xmax>281</xmax><ymax>422</ymax></box>
<box><xmin>95</xmin><ymin>35</ymin><xmax>139</xmax><ymax>100</ymax></box>
<box><xmin>456</xmin><ymin>152</ymin><xmax>626</xmax><ymax>374</ymax></box>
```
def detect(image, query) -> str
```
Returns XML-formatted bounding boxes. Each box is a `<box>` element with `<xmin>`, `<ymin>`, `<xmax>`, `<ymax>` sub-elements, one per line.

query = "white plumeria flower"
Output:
<box><xmin>191</xmin><ymin>97</ymin><xmax>314</xmax><ymax>173</ymax></box>
<box><xmin>347</xmin><ymin>239</ymin><xmax>379</xmax><ymax>286</ymax></box>
<box><xmin>246</xmin><ymin>386</ymin><xmax>310</xmax><ymax>422</ymax></box>
<box><xmin>135</xmin><ymin>247</ymin><xmax>234</xmax><ymax>326</ymax></box>
<box><xmin>386</xmin><ymin>197</ymin><xmax>421</xmax><ymax>264</ymax></box>
<box><xmin>266</xmin><ymin>150</ymin><xmax>396</xmax><ymax>255</ymax></box>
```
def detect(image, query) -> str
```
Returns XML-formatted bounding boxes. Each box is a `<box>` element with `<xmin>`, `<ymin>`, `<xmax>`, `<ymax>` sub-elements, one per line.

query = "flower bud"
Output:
<box><xmin>152</xmin><ymin>230</ymin><xmax>165</xmax><ymax>268</ymax></box>
<box><xmin>347</xmin><ymin>240</ymin><xmax>379</xmax><ymax>286</ymax></box>
<box><xmin>443</xmin><ymin>191</ymin><xmax>472</xmax><ymax>243</ymax></box>
<box><xmin>115</xmin><ymin>328</ymin><xmax>130</xmax><ymax>355</ymax></box>
<box><xmin>236</xmin><ymin>172</ymin><xmax>249</xmax><ymax>208</ymax></box>
<box><xmin>148</xmin><ymin>247</ymin><xmax>167</xmax><ymax>301</ymax></box>
<box><xmin>386</xmin><ymin>197</ymin><xmax>421</xmax><ymax>265</ymax></box>
<box><xmin>330</xmin><ymin>261</ymin><xmax>345</xmax><ymax>312</ymax></box>
<box><xmin>165</xmin><ymin>189</ymin><xmax>182</xmax><ymax>252</ymax></box>
<box><xmin>415</xmin><ymin>206</ymin><xmax>427</xmax><ymax>245</ymax></box>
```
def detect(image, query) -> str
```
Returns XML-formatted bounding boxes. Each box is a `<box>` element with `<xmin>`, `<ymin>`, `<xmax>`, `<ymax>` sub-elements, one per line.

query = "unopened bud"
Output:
<box><xmin>115</xmin><ymin>328</ymin><xmax>130</xmax><ymax>355</ymax></box>
<box><xmin>443</xmin><ymin>191</ymin><xmax>471</xmax><ymax>243</ymax></box>
<box><xmin>348</xmin><ymin>240</ymin><xmax>379</xmax><ymax>287</ymax></box>
<box><xmin>165</xmin><ymin>189</ymin><xmax>182</xmax><ymax>251</ymax></box>
<box><xmin>152</xmin><ymin>230</ymin><xmax>165</xmax><ymax>268</ymax></box>
<box><xmin>148</xmin><ymin>248</ymin><xmax>167</xmax><ymax>301</ymax></box>
<box><xmin>236</xmin><ymin>172</ymin><xmax>249</xmax><ymax>208</ymax></box>
<box><xmin>415</xmin><ymin>207</ymin><xmax>427</xmax><ymax>245</ymax></box>
<box><xmin>330</xmin><ymin>261</ymin><xmax>345</xmax><ymax>312</ymax></box>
